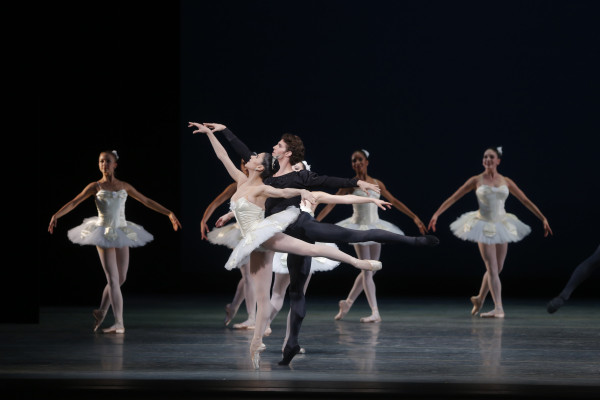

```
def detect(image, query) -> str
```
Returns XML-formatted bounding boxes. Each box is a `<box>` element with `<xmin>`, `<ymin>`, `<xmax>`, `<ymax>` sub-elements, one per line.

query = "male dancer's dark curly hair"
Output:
<box><xmin>281</xmin><ymin>133</ymin><xmax>305</xmax><ymax>165</ymax></box>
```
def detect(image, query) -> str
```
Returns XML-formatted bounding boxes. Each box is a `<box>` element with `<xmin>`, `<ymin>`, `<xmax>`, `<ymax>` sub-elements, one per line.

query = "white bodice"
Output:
<box><xmin>230</xmin><ymin>197</ymin><xmax>265</xmax><ymax>237</ymax></box>
<box><xmin>475</xmin><ymin>185</ymin><xmax>509</xmax><ymax>222</ymax></box>
<box><xmin>95</xmin><ymin>189</ymin><xmax>128</xmax><ymax>228</ymax></box>
<box><xmin>348</xmin><ymin>189</ymin><xmax>380</xmax><ymax>225</ymax></box>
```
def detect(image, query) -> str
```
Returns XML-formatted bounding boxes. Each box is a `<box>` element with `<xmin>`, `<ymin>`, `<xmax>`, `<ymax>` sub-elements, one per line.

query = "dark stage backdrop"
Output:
<box><xmin>32</xmin><ymin>1</ymin><xmax>599</xmax><ymax>323</ymax></box>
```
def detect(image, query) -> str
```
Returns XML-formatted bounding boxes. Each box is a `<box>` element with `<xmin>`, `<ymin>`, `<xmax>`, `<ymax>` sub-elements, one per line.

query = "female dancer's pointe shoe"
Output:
<box><xmin>334</xmin><ymin>300</ymin><xmax>351</xmax><ymax>320</ymax></box>
<box><xmin>281</xmin><ymin>347</ymin><xmax>305</xmax><ymax>354</ymax></box>
<box><xmin>470</xmin><ymin>296</ymin><xmax>482</xmax><ymax>316</ymax></box>
<box><xmin>92</xmin><ymin>309</ymin><xmax>106</xmax><ymax>332</ymax></box>
<box><xmin>250</xmin><ymin>341</ymin><xmax>265</xmax><ymax>369</ymax></box>
<box><xmin>480</xmin><ymin>310</ymin><xmax>505</xmax><ymax>319</ymax></box>
<box><xmin>102</xmin><ymin>325</ymin><xmax>125</xmax><ymax>334</ymax></box>
<box><xmin>233</xmin><ymin>320</ymin><xmax>255</xmax><ymax>330</ymax></box>
<box><xmin>357</xmin><ymin>260</ymin><xmax>382</xmax><ymax>271</ymax></box>
<box><xmin>360</xmin><ymin>314</ymin><xmax>382</xmax><ymax>323</ymax></box>
<box><xmin>278</xmin><ymin>344</ymin><xmax>301</xmax><ymax>366</ymax></box>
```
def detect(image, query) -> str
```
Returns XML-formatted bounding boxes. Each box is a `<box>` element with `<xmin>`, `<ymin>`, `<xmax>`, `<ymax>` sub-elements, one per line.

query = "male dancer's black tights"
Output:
<box><xmin>547</xmin><ymin>244</ymin><xmax>599</xmax><ymax>313</ymax></box>
<box><xmin>279</xmin><ymin>212</ymin><xmax>437</xmax><ymax>364</ymax></box>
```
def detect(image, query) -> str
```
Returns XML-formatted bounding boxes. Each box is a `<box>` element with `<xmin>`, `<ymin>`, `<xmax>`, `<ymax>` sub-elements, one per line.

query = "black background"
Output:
<box><xmin>31</xmin><ymin>0</ymin><xmax>599</xmax><ymax>323</ymax></box>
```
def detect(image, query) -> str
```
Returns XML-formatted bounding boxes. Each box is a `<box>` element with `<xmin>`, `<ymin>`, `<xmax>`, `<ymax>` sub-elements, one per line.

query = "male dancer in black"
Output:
<box><xmin>547</xmin><ymin>244</ymin><xmax>599</xmax><ymax>313</ymax></box>
<box><xmin>202</xmin><ymin>122</ymin><xmax>438</xmax><ymax>365</ymax></box>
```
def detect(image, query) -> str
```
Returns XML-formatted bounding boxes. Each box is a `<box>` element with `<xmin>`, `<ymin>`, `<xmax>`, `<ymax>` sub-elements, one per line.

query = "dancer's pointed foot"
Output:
<box><xmin>414</xmin><ymin>235</ymin><xmax>439</xmax><ymax>247</ymax></box>
<box><xmin>224</xmin><ymin>304</ymin><xmax>233</xmax><ymax>326</ymax></box>
<box><xmin>250</xmin><ymin>340</ymin><xmax>265</xmax><ymax>370</ymax></box>
<box><xmin>102</xmin><ymin>325</ymin><xmax>125</xmax><ymax>334</ymax></box>
<box><xmin>334</xmin><ymin>300</ymin><xmax>352</xmax><ymax>320</ymax></box>
<box><xmin>547</xmin><ymin>296</ymin><xmax>566</xmax><ymax>314</ymax></box>
<box><xmin>233</xmin><ymin>319</ymin><xmax>255</xmax><ymax>330</ymax></box>
<box><xmin>356</xmin><ymin>259</ymin><xmax>382</xmax><ymax>271</ymax></box>
<box><xmin>92</xmin><ymin>309</ymin><xmax>106</xmax><ymax>332</ymax></box>
<box><xmin>278</xmin><ymin>344</ymin><xmax>301</xmax><ymax>366</ymax></box>
<box><xmin>360</xmin><ymin>313</ymin><xmax>382</xmax><ymax>323</ymax></box>
<box><xmin>281</xmin><ymin>347</ymin><xmax>305</xmax><ymax>354</ymax></box>
<box><xmin>470</xmin><ymin>296</ymin><xmax>482</xmax><ymax>316</ymax></box>
<box><xmin>263</xmin><ymin>326</ymin><xmax>272</xmax><ymax>337</ymax></box>
<box><xmin>480</xmin><ymin>309</ymin><xmax>505</xmax><ymax>319</ymax></box>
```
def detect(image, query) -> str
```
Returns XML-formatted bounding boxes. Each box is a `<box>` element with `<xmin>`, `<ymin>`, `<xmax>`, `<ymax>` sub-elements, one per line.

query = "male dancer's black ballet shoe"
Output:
<box><xmin>414</xmin><ymin>235</ymin><xmax>439</xmax><ymax>247</ymax></box>
<box><xmin>547</xmin><ymin>296</ymin><xmax>566</xmax><ymax>314</ymax></box>
<box><xmin>278</xmin><ymin>344</ymin><xmax>301</xmax><ymax>366</ymax></box>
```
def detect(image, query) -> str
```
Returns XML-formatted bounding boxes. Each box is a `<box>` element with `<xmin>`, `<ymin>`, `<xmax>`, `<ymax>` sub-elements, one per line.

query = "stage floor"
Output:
<box><xmin>1</xmin><ymin>295</ymin><xmax>599</xmax><ymax>399</ymax></box>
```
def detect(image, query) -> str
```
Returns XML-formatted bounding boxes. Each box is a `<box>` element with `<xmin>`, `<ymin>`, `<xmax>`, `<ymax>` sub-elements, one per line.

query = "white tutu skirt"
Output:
<box><xmin>272</xmin><ymin>242</ymin><xmax>341</xmax><ymax>274</ymax></box>
<box><xmin>225</xmin><ymin>207</ymin><xmax>300</xmax><ymax>270</ymax></box>
<box><xmin>335</xmin><ymin>218</ymin><xmax>404</xmax><ymax>245</ymax></box>
<box><xmin>68</xmin><ymin>217</ymin><xmax>154</xmax><ymax>248</ymax></box>
<box><xmin>450</xmin><ymin>211</ymin><xmax>531</xmax><ymax>244</ymax></box>
<box><xmin>206</xmin><ymin>223</ymin><xmax>242</xmax><ymax>249</ymax></box>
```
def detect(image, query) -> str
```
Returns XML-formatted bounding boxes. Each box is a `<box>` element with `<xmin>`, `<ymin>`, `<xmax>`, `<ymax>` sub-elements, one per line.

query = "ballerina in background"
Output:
<box><xmin>48</xmin><ymin>150</ymin><xmax>181</xmax><ymax>334</ymax></box>
<box><xmin>316</xmin><ymin>149</ymin><xmax>428</xmax><ymax>323</ymax></box>
<box><xmin>428</xmin><ymin>146</ymin><xmax>552</xmax><ymax>318</ymax></box>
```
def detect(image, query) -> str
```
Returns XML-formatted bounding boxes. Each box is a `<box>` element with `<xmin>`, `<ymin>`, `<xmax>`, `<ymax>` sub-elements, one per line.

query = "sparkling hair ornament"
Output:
<box><xmin>302</xmin><ymin>161</ymin><xmax>311</xmax><ymax>171</ymax></box>
<box><xmin>112</xmin><ymin>150</ymin><xmax>119</xmax><ymax>160</ymax></box>
<box><xmin>361</xmin><ymin>149</ymin><xmax>370</xmax><ymax>158</ymax></box>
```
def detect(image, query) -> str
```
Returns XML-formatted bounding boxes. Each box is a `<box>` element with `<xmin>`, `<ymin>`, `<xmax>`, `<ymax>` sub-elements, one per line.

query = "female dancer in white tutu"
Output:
<box><xmin>428</xmin><ymin>146</ymin><xmax>552</xmax><ymax>318</ymax></box>
<box><xmin>48</xmin><ymin>150</ymin><xmax>182</xmax><ymax>333</ymax></box>
<box><xmin>189</xmin><ymin>122</ymin><xmax>384</xmax><ymax>368</ymax></box>
<box><xmin>201</xmin><ymin>161</ymin><xmax>257</xmax><ymax>329</ymax></box>
<box><xmin>316</xmin><ymin>149</ymin><xmax>428</xmax><ymax>323</ymax></box>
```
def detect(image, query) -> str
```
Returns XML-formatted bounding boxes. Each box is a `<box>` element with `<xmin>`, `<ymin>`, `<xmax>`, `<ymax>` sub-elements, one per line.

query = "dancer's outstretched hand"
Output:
<box><xmin>188</xmin><ymin>122</ymin><xmax>211</xmax><ymax>134</ymax></box>
<box><xmin>203</xmin><ymin>122</ymin><xmax>227</xmax><ymax>132</ymax></box>
<box><xmin>357</xmin><ymin>180</ymin><xmax>380</xmax><ymax>194</ymax></box>
<box><xmin>301</xmin><ymin>189</ymin><xmax>317</xmax><ymax>205</ymax></box>
<box><xmin>169</xmin><ymin>213</ymin><xmax>182</xmax><ymax>231</ymax></box>
<box><xmin>48</xmin><ymin>215</ymin><xmax>58</xmax><ymax>234</ymax></box>
<box><xmin>216</xmin><ymin>211</ymin><xmax>234</xmax><ymax>227</ymax></box>
<box><xmin>543</xmin><ymin>219</ymin><xmax>553</xmax><ymax>237</ymax></box>
<box><xmin>427</xmin><ymin>216</ymin><xmax>438</xmax><ymax>232</ymax></box>
<box><xmin>414</xmin><ymin>217</ymin><xmax>428</xmax><ymax>234</ymax></box>
<box><xmin>373</xmin><ymin>199</ymin><xmax>392</xmax><ymax>210</ymax></box>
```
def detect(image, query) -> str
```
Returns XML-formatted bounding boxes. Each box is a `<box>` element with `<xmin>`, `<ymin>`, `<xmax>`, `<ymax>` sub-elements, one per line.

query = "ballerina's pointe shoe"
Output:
<box><xmin>250</xmin><ymin>341</ymin><xmax>266</xmax><ymax>370</ymax></box>
<box><xmin>470</xmin><ymin>296</ymin><xmax>482</xmax><ymax>316</ymax></box>
<box><xmin>360</xmin><ymin>314</ymin><xmax>382</xmax><ymax>323</ymax></box>
<box><xmin>480</xmin><ymin>310</ymin><xmax>505</xmax><ymax>319</ymax></box>
<box><xmin>92</xmin><ymin>309</ymin><xmax>106</xmax><ymax>332</ymax></box>
<box><xmin>102</xmin><ymin>325</ymin><xmax>125</xmax><ymax>334</ymax></box>
<box><xmin>547</xmin><ymin>296</ymin><xmax>566</xmax><ymax>314</ymax></box>
<box><xmin>414</xmin><ymin>235</ymin><xmax>440</xmax><ymax>247</ymax></box>
<box><xmin>360</xmin><ymin>260</ymin><xmax>382</xmax><ymax>271</ymax></box>
<box><xmin>334</xmin><ymin>300</ymin><xmax>351</xmax><ymax>320</ymax></box>
<box><xmin>233</xmin><ymin>321</ymin><xmax>255</xmax><ymax>330</ymax></box>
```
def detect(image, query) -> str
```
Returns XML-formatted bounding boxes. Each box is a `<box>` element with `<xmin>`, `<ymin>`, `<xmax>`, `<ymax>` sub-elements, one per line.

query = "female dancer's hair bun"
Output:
<box><xmin>261</xmin><ymin>153</ymin><xmax>280</xmax><ymax>179</ymax></box>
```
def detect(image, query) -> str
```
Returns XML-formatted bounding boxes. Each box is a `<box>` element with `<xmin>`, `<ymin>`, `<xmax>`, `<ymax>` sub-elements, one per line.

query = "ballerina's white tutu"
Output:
<box><xmin>450</xmin><ymin>184</ymin><xmax>531</xmax><ymax>244</ymax></box>
<box><xmin>336</xmin><ymin>189</ymin><xmax>404</xmax><ymax>245</ymax></box>
<box><xmin>206</xmin><ymin>223</ymin><xmax>243</xmax><ymax>249</ymax></box>
<box><xmin>68</xmin><ymin>189</ymin><xmax>153</xmax><ymax>248</ymax></box>
<box><xmin>225</xmin><ymin>197</ymin><xmax>300</xmax><ymax>270</ymax></box>
<box><xmin>272</xmin><ymin>202</ymin><xmax>340</xmax><ymax>273</ymax></box>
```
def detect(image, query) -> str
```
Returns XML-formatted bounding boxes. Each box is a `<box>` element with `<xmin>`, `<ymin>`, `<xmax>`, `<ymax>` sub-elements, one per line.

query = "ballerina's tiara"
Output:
<box><xmin>302</xmin><ymin>161</ymin><xmax>311</xmax><ymax>171</ymax></box>
<box><xmin>496</xmin><ymin>146</ymin><xmax>503</xmax><ymax>156</ymax></box>
<box><xmin>112</xmin><ymin>150</ymin><xmax>119</xmax><ymax>160</ymax></box>
<box><xmin>361</xmin><ymin>149</ymin><xmax>370</xmax><ymax>158</ymax></box>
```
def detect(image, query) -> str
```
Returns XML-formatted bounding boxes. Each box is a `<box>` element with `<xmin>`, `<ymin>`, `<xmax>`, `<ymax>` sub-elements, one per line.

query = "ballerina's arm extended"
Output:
<box><xmin>427</xmin><ymin>176</ymin><xmax>479</xmax><ymax>232</ymax></box>
<box><xmin>189</xmin><ymin>122</ymin><xmax>247</xmax><ymax>184</ymax></box>
<box><xmin>312</xmin><ymin>191</ymin><xmax>392</xmax><ymax>210</ymax></box>
<box><xmin>48</xmin><ymin>182</ymin><xmax>98</xmax><ymax>234</ymax></box>
<box><xmin>122</xmin><ymin>182</ymin><xmax>182</xmax><ymax>231</ymax></box>
<box><xmin>505</xmin><ymin>177</ymin><xmax>553</xmax><ymax>236</ymax></box>
<box><xmin>200</xmin><ymin>183</ymin><xmax>237</xmax><ymax>239</ymax></box>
